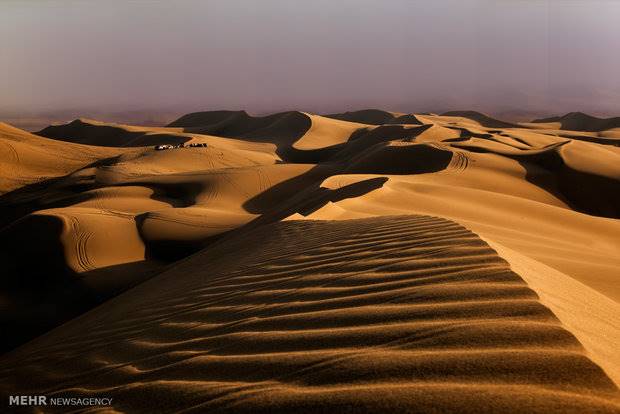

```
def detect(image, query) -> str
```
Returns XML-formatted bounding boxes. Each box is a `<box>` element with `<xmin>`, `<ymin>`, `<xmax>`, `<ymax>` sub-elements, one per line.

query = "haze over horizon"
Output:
<box><xmin>1</xmin><ymin>0</ymin><xmax>619</xmax><ymax>120</ymax></box>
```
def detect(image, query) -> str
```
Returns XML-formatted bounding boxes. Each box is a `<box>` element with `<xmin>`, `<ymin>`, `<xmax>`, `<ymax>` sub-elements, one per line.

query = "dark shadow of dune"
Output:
<box><xmin>554</xmin><ymin>133</ymin><xmax>620</xmax><ymax>147</ymax></box>
<box><xmin>167</xmin><ymin>110</ymin><xmax>246</xmax><ymax>128</ymax></box>
<box><xmin>0</xmin><ymin>214</ymin><xmax>69</xmax><ymax>291</ymax></box>
<box><xmin>391</xmin><ymin>114</ymin><xmax>423</xmax><ymax>125</ymax></box>
<box><xmin>528</xmin><ymin>152</ymin><xmax>620</xmax><ymax>219</ymax></box>
<box><xmin>38</xmin><ymin>119</ymin><xmax>191</xmax><ymax>147</ymax></box>
<box><xmin>0</xmin><ymin>212</ymin><xmax>163</xmax><ymax>353</ymax></box>
<box><xmin>325</xmin><ymin>109</ymin><xmax>399</xmax><ymax>125</ymax></box>
<box><xmin>345</xmin><ymin>143</ymin><xmax>453</xmax><ymax>175</ymax></box>
<box><xmin>558</xmin><ymin>169</ymin><xmax>620</xmax><ymax>218</ymax></box>
<box><xmin>442</xmin><ymin>111</ymin><xmax>522</xmax><ymax>129</ymax></box>
<box><xmin>325</xmin><ymin>109</ymin><xmax>423</xmax><ymax>126</ymax></box>
<box><xmin>1</xmin><ymin>259</ymin><xmax>163</xmax><ymax>354</ymax></box>
<box><xmin>281</xmin><ymin>143</ymin><xmax>349</xmax><ymax>164</ymax></box>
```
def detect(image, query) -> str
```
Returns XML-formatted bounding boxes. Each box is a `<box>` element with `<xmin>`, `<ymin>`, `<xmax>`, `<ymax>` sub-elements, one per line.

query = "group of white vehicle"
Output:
<box><xmin>154</xmin><ymin>143</ymin><xmax>208</xmax><ymax>151</ymax></box>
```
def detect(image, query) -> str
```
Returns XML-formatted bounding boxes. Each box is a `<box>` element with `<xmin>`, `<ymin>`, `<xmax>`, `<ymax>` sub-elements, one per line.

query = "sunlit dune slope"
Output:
<box><xmin>0</xmin><ymin>122</ymin><xmax>122</xmax><ymax>194</ymax></box>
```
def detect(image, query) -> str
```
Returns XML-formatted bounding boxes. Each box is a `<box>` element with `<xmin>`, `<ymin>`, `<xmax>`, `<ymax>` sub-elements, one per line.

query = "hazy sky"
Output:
<box><xmin>1</xmin><ymin>0</ymin><xmax>619</xmax><ymax>117</ymax></box>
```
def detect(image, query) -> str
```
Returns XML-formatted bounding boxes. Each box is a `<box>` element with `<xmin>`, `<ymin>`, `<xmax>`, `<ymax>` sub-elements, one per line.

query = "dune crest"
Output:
<box><xmin>1</xmin><ymin>216</ymin><xmax>618</xmax><ymax>413</ymax></box>
<box><xmin>326</xmin><ymin>109</ymin><xmax>423</xmax><ymax>126</ymax></box>
<box><xmin>486</xmin><ymin>238</ymin><xmax>620</xmax><ymax>387</ymax></box>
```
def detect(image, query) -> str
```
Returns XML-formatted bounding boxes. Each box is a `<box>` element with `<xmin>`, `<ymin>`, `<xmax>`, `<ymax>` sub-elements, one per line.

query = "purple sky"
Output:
<box><xmin>1</xmin><ymin>0</ymin><xmax>619</xmax><ymax>118</ymax></box>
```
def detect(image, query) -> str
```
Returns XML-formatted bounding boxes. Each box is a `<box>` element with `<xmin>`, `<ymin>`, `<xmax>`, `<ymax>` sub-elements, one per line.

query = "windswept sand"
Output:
<box><xmin>1</xmin><ymin>109</ymin><xmax>619</xmax><ymax>412</ymax></box>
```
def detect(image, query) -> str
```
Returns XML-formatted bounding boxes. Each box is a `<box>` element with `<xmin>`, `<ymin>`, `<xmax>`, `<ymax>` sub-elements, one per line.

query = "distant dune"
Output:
<box><xmin>441</xmin><ymin>110</ymin><xmax>522</xmax><ymax>129</ymax></box>
<box><xmin>532</xmin><ymin>112</ymin><xmax>620</xmax><ymax>132</ymax></box>
<box><xmin>1</xmin><ymin>109</ymin><xmax>619</xmax><ymax>412</ymax></box>
<box><xmin>38</xmin><ymin>119</ymin><xmax>193</xmax><ymax>147</ymax></box>
<box><xmin>325</xmin><ymin>109</ymin><xmax>423</xmax><ymax>125</ymax></box>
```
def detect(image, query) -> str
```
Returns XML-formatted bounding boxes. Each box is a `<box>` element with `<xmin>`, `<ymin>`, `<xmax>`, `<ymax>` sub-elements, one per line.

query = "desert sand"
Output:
<box><xmin>1</xmin><ymin>109</ymin><xmax>619</xmax><ymax>412</ymax></box>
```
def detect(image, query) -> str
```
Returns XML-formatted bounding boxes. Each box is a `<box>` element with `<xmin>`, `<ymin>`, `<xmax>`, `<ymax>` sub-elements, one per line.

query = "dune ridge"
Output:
<box><xmin>1</xmin><ymin>216</ymin><xmax>618</xmax><ymax>413</ymax></box>
<box><xmin>485</xmin><ymin>238</ymin><xmax>620</xmax><ymax>387</ymax></box>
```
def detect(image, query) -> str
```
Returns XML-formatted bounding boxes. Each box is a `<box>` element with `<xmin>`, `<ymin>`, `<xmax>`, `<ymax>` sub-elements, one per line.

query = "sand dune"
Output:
<box><xmin>1</xmin><ymin>109</ymin><xmax>619</xmax><ymax>412</ymax></box>
<box><xmin>532</xmin><ymin>112</ymin><xmax>620</xmax><ymax>132</ymax></box>
<box><xmin>1</xmin><ymin>216</ymin><xmax>618</xmax><ymax>413</ymax></box>
<box><xmin>165</xmin><ymin>110</ymin><xmax>370</xmax><ymax>162</ymax></box>
<box><xmin>326</xmin><ymin>109</ymin><xmax>423</xmax><ymax>125</ymax></box>
<box><xmin>38</xmin><ymin>119</ymin><xmax>194</xmax><ymax>148</ymax></box>
<box><xmin>0</xmin><ymin>122</ymin><xmax>121</xmax><ymax>194</ymax></box>
<box><xmin>441</xmin><ymin>110</ymin><xmax>521</xmax><ymax>129</ymax></box>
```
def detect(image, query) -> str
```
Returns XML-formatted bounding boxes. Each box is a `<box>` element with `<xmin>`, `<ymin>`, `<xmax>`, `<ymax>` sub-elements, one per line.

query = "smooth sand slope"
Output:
<box><xmin>1</xmin><ymin>109</ymin><xmax>619</xmax><ymax>412</ymax></box>
<box><xmin>1</xmin><ymin>216</ymin><xmax>619</xmax><ymax>413</ymax></box>
<box><xmin>0</xmin><ymin>122</ymin><xmax>122</xmax><ymax>194</ymax></box>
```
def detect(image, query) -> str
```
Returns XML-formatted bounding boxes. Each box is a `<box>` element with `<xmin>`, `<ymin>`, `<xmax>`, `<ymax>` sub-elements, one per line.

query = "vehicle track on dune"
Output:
<box><xmin>1</xmin><ymin>141</ymin><xmax>21</xmax><ymax>180</ymax></box>
<box><xmin>448</xmin><ymin>150</ymin><xmax>470</xmax><ymax>172</ymax></box>
<box><xmin>1</xmin><ymin>141</ymin><xmax>20</xmax><ymax>165</ymax></box>
<box><xmin>68</xmin><ymin>216</ymin><xmax>94</xmax><ymax>272</ymax></box>
<box><xmin>0</xmin><ymin>141</ymin><xmax>21</xmax><ymax>189</ymax></box>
